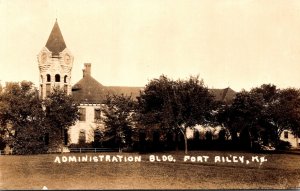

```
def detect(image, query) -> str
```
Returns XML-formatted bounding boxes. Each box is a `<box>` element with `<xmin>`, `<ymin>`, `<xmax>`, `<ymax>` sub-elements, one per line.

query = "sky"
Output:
<box><xmin>1</xmin><ymin>0</ymin><xmax>300</xmax><ymax>92</ymax></box>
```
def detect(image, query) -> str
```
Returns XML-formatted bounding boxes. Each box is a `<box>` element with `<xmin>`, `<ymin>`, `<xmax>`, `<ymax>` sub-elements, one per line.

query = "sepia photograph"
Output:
<box><xmin>0</xmin><ymin>0</ymin><xmax>300</xmax><ymax>190</ymax></box>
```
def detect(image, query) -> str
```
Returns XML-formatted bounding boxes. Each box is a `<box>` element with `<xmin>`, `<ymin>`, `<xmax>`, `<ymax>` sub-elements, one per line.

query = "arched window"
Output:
<box><xmin>64</xmin><ymin>75</ymin><xmax>68</xmax><ymax>83</ymax></box>
<box><xmin>55</xmin><ymin>74</ymin><xmax>60</xmax><ymax>82</ymax></box>
<box><xmin>79</xmin><ymin>129</ymin><xmax>86</xmax><ymax>144</ymax></box>
<box><xmin>79</xmin><ymin>108</ymin><xmax>86</xmax><ymax>121</ymax></box>
<box><xmin>46</xmin><ymin>74</ymin><xmax>51</xmax><ymax>82</ymax></box>
<box><xmin>94</xmin><ymin>108</ymin><xmax>101</xmax><ymax>121</ymax></box>
<box><xmin>64</xmin><ymin>85</ymin><xmax>68</xmax><ymax>93</ymax></box>
<box><xmin>40</xmin><ymin>75</ymin><xmax>43</xmax><ymax>83</ymax></box>
<box><xmin>40</xmin><ymin>84</ymin><xmax>43</xmax><ymax>98</ymax></box>
<box><xmin>94</xmin><ymin>129</ymin><xmax>102</xmax><ymax>147</ymax></box>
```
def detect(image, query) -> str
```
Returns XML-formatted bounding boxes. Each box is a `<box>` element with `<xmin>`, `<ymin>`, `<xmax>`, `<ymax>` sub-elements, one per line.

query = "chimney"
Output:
<box><xmin>83</xmin><ymin>63</ymin><xmax>91</xmax><ymax>77</ymax></box>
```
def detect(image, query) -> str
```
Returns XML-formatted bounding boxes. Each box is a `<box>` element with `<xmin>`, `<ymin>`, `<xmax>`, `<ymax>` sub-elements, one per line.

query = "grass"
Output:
<box><xmin>0</xmin><ymin>150</ymin><xmax>300</xmax><ymax>189</ymax></box>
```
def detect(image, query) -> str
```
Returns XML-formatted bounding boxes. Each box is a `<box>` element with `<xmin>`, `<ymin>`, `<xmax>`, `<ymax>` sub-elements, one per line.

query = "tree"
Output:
<box><xmin>218</xmin><ymin>84</ymin><xmax>300</xmax><ymax>150</ymax></box>
<box><xmin>261</xmin><ymin>87</ymin><xmax>300</xmax><ymax>149</ymax></box>
<box><xmin>218</xmin><ymin>90</ymin><xmax>265</xmax><ymax>150</ymax></box>
<box><xmin>0</xmin><ymin>81</ymin><xmax>46</xmax><ymax>154</ymax></box>
<box><xmin>173</xmin><ymin>76</ymin><xmax>216</xmax><ymax>153</ymax></box>
<box><xmin>43</xmin><ymin>88</ymin><xmax>79</xmax><ymax>153</ymax></box>
<box><xmin>137</xmin><ymin>75</ymin><xmax>215</xmax><ymax>154</ymax></box>
<box><xmin>101</xmin><ymin>94</ymin><xmax>136</xmax><ymax>152</ymax></box>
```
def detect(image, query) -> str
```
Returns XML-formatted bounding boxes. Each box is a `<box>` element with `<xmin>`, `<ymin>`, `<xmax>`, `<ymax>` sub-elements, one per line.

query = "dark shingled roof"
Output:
<box><xmin>72</xmin><ymin>75</ymin><xmax>109</xmax><ymax>104</ymax></box>
<box><xmin>106</xmin><ymin>86</ymin><xmax>142</xmax><ymax>100</ymax></box>
<box><xmin>45</xmin><ymin>20</ymin><xmax>66</xmax><ymax>56</ymax></box>
<box><xmin>72</xmin><ymin>80</ymin><xmax>141</xmax><ymax>104</ymax></box>
<box><xmin>72</xmin><ymin>64</ymin><xmax>142</xmax><ymax>104</ymax></box>
<box><xmin>209</xmin><ymin>87</ymin><xmax>236</xmax><ymax>102</ymax></box>
<box><xmin>72</xmin><ymin>75</ymin><xmax>235</xmax><ymax>104</ymax></box>
<box><xmin>72</xmin><ymin>64</ymin><xmax>235</xmax><ymax>103</ymax></box>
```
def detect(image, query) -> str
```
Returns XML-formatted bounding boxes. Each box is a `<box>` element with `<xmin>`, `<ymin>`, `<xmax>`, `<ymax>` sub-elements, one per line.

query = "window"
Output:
<box><xmin>41</xmin><ymin>75</ymin><xmax>43</xmax><ymax>83</ymax></box>
<box><xmin>55</xmin><ymin>74</ymin><xmax>60</xmax><ymax>82</ymax></box>
<box><xmin>94</xmin><ymin>129</ymin><xmax>102</xmax><ymax>147</ymax></box>
<box><xmin>46</xmin><ymin>74</ymin><xmax>51</xmax><ymax>82</ymax></box>
<box><xmin>64</xmin><ymin>75</ymin><xmax>68</xmax><ymax>83</ymax></box>
<box><xmin>284</xmin><ymin>131</ymin><xmax>289</xmax><ymax>139</ymax></box>
<box><xmin>40</xmin><ymin>84</ymin><xmax>43</xmax><ymax>98</ymax></box>
<box><xmin>79</xmin><ymin>108</ymin><xmax>86</xmax><ymax>121</ymax></box>
<box><xmin>94</xmin><ymin>108</ymin><xmax>101</xmax><ymax>121</ymax></box>
<box><xmin>64</xmin><ymin>85</ymin><xmax>68</xmax><ymax>94</ymax></box>
<box><xmin>46</xmin><ymin>84</ymin><xmax>51</xmax><ymax>97</ymax></box>
<box><xmin>79</xmin><ymin>129</ymin><xmax>86</xmax><ymax>144</ymax></box>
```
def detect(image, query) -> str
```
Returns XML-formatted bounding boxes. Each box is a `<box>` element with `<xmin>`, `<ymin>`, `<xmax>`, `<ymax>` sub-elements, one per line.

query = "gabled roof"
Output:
<box><xmin>72</xmin><ymin>75</ymin><xmax>108</xmax><ymax>104</ymax></box>
<box><xmin>72</xmin><ymin>63</ymin><xmax>235</xmax><ymax>104</ymax></box>
<box><xmin>45</xmin><ymin>20</ymin><xmax>66</xmax><ymax>56</ymax></box>
<box><xmin>72</xmin><ymin>64</ymin><xmax>142</xmax><ymax>104</ymax></box>
<box><xmin>71</xmin><ymin>74</ymin><xmax>142</xmax><ymax>104</ymax></box>
<box><xmin>72</xmin><ymin>77</ymin><xmax>235</xmax><ymax>104</ymax></box>
<box><xmin>209</xmin><ymin>87</ymin><xmax>236</xmax><ymax>102</ymax></box>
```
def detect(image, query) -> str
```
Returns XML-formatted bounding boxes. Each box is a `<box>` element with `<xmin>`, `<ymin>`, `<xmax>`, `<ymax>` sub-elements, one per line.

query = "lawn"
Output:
<box><xmin>0</xmin><ymin>150</ymin><xmax>300</xmax><ymax>189</ymax></box>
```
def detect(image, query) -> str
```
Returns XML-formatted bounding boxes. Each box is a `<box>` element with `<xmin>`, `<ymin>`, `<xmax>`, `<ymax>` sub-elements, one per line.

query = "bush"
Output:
<box><xmin>7</xmin><ymin>126</ymin><xmax>48</xmax><ymax>155</ymax></box>
<box><xmin>276</xmin><ymin>140</ymin><xmax>292</xmax><ymax>150</ymax></box>
<box><xmin>68</xmin><ymin>143</ymin><xmax>93</xmax><ymax>148</ymax></box>
<box><xmin>0</xmin><ymin>138</ymin><xmax>6</xmax><ymax>150</ymax></box>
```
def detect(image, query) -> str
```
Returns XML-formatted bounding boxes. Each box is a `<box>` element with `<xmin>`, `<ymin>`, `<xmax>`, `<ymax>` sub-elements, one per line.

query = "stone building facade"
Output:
<box><xmin>38</xmin><ymin>20</ymin><xmax>299</xmax><ymax>150</ymax></box>
<box><xmin>280</xmin><ymin>130</ymin><xmax>299</xmax><ymax>148</ymax></box>
<box><xmin>37</xmin><ymin>20</ymin><xmax>74</xmax><ymax>99</ymax></box>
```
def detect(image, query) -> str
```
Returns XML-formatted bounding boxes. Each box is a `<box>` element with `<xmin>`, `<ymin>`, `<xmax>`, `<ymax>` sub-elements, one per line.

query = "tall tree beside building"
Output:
<box><xmin>101</xmin><ymin>94</ymin><xmax>136</xmax><ymax>152</ymax></box>
<box><xmin>137</xmin><ymin>75</ymin><xmax>215</xmax><ymax>154</ymax></box>
<box><xmin>219</xmin><ymin>84</ymin><xmax>300</xmax><ymax>150</ymax></box>
<box><xmin>43</xmin><ymin>88</ymin><xmax>79</xmax><ymax>153</ymax></box>
<box><xmin>0</xmin><ymin>81</ymin><xmax>46</xmax><ymax>154</ymax></box>
<box><xmin>259</xmin><ymin>87</ymin><xmax>300</xmax><ymax>149</ymax></box>
<box><xmin>220</xmin><ymin>90</ymin><xmax>265</xmax><ymax>150</ymax></box>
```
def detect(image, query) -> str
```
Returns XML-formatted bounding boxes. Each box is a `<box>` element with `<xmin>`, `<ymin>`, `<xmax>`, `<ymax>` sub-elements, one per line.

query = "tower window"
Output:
<box><xmin>41</xmin><ymin>75</ymin><xmax>43</xmax><ymax>83</ymax></box>
<box><xmin>55</xmin><ymin>74</ymin><xmax>60</xmax><ymax>82</ymax></box>
<box><xmin>46</xmin><ymin>84</ymin><xmax>51</xmax><ymax>97</ymax></box>
<box><xmin>40</xmin><ymin>84</ymin><xmax>43</xmax><ymax>98</ymax></box>
<box><xmin>46</xmin><ymin>74</ymin><xmax>51</xmax><ymax>82</ymax></box>
<box><xmin>64</xmin><ymin>85</ymin><xmax>68</xmax><ymax>94</ymax></box>
<box><xmin>64</xmin><ymin>75</ymin><xmax>68</xmax><ymax>83</ymax></box>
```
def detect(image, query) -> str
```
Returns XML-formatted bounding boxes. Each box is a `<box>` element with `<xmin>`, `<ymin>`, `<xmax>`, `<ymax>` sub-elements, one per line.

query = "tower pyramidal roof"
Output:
<box><xmin>45</xmin><ymin>19</ymin><xmax>66</xmax><ymax>56</ymax></box>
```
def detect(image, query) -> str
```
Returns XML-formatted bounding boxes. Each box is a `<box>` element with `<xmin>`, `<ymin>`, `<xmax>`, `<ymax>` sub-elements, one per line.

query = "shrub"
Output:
<box><xmin>276</xmin><ymin>140</ymin><xmax>292</xmax><ymax>150</ymax></box>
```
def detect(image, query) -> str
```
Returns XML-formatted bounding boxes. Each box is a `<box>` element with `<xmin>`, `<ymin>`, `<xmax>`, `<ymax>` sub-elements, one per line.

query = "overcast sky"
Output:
<box><xmin>1</xmin><ymin>0</ymin><xmax>300</xmax><ymax>92</ymax></box>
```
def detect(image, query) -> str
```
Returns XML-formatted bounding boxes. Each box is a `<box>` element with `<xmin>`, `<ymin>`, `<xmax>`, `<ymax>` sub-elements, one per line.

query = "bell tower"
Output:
<box><xmin>37</xmin><ymin>19</ymin><xmax>74</xmax><ymax>99</ymax></box>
